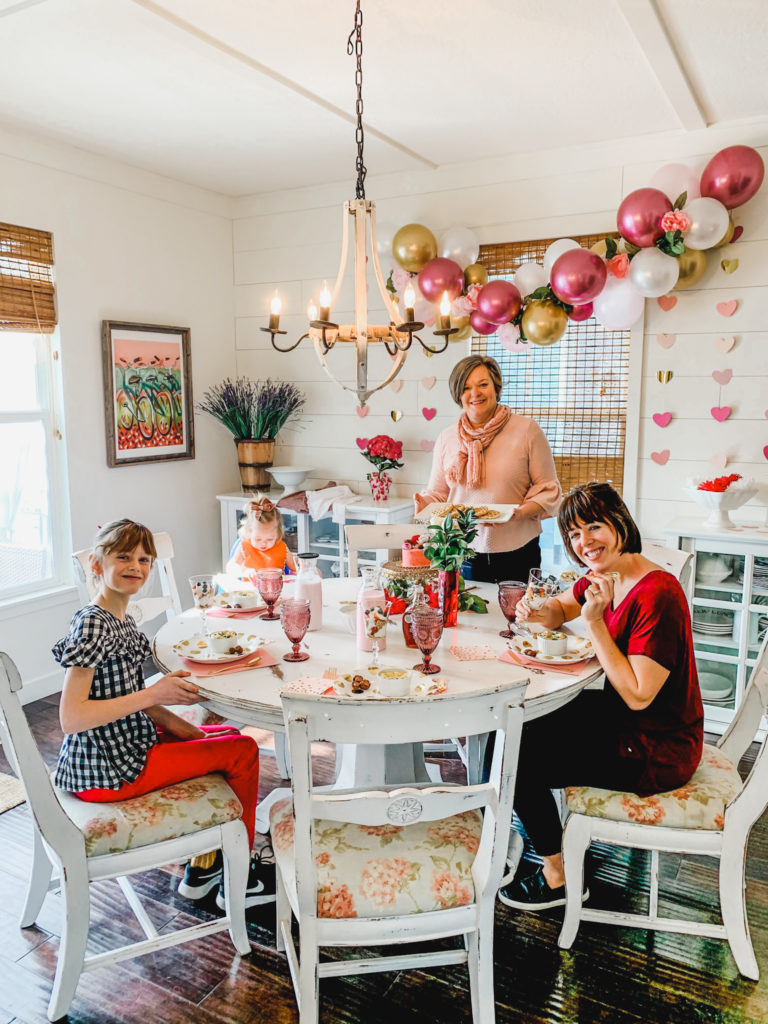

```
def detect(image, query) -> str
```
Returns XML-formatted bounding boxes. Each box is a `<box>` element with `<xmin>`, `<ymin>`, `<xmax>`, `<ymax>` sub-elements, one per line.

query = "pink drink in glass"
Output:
<box><xmin>498</xmin><ymin>580</ymin><xmax>527</xmax><ymax>638</ymax></box>
<box><xmin>256</xmin><ymin>568</ymin><xmax>283</xmax><ymax>620</ymax></box>
<box><xmin>411</xmin><ymin>606</ymin><xmax>444</xmax><ymax>675</ymax></box>
<box><xmin>280</xmin><ymin>598</ymin><xmax>311</xmax><ymax>662</ymax></box>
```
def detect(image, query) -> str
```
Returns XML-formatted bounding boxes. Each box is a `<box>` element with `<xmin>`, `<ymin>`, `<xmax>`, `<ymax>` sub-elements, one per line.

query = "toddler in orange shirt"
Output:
<box><xmin>227</xmin><ymin>496</ymin><xmax>297</xmax><ymax>575</ymax></box>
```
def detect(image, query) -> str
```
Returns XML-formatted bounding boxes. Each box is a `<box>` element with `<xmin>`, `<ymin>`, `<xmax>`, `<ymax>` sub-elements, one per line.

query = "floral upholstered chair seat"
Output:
<box><xmin>269</xmin><ymin>797</ymin><xmax>483</xmax><ymax>919</ymax></box>
<box><xmin>565</xmin><ymin>744</ymin><xmax>742</xmax><ymax>830</ymax></box>
<box><xmin>55</xmin><ymin>773</ymin><xmax>243</xmax><ymax>857</ymax></box>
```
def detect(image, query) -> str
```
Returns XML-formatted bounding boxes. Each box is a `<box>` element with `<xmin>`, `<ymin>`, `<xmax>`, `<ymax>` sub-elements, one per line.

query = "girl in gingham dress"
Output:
<box><xmin>54</xmin><ymin>519</ymin><xmax>274</xmax><ymax>908</ymax></box>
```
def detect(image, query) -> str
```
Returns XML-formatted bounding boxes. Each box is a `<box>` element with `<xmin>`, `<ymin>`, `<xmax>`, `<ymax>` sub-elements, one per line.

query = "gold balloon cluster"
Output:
<box><xmin>392</xmin><ymin>223</ymin><xmax>437</xmax><ymax>273</ymax></box>
<box><xmin>521</xmin><ymin>300</ymin><xmax>568</xmax><ymax>346</ymax></box>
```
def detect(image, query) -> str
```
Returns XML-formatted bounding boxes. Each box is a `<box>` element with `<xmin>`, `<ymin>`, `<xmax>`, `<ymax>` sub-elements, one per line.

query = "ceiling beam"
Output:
<box><xmin>130</xmin><ymin>0</ymin><xmax>437</xmax><ymax>169</ymax></box>
<box><xmin>616</xmin><ymin>0</ymin><xmax>707</xmax><ymax>131</ymax></box>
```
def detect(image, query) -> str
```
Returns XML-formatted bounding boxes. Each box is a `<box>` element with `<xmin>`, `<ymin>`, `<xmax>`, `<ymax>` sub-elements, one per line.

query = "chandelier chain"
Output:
<box><xmin>347</xmin><ymin>1</ymin><xmax>366</xmax><ymax>200</ymax></box>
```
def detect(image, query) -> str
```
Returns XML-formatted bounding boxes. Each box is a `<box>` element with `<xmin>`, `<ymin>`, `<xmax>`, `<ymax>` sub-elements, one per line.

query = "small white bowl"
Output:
<box><xmin>207</xmin><ymin>629</ymin><xmax>241</xmax><ymax>654</ymax></box>
<box><xmin>536</xmin><ymin>631</ymin><xmax>568</xmax><ymax>657</ymax></box>
<box><xmin>267</xmin><ymin>466</ymin><xmax>311</xmax><ymax>489</ymax></box>
<box><xmin>221</xmin><ymin>588</ymin><xmax>261</xmax><ymax>609</ymax></box>
<box><xmin>375</xmin><ymin>667</ymin><xmax>412</xmax><ymax>698</ymax></box>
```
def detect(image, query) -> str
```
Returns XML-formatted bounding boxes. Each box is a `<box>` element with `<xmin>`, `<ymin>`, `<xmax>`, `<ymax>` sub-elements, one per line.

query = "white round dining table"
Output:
<box><xmin>152</xmin><ymin>577</ymin><xmax>602</xmax><ymax>794</ymax></box>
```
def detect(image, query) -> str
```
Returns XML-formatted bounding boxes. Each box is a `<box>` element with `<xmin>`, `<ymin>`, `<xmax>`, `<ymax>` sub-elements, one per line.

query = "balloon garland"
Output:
<box><xmin>383</xmin><ymin>144</ymin><xmax>764</xmax><ymax>351</ymax></box>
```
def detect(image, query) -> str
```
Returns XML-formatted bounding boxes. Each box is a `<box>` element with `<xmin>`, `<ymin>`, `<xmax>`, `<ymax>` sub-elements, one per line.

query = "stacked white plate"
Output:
<box><xmin>759</xmin><ymin>615</ymin><xmax>768</xmax><ymax>643</ymax></box>
<box><xmin>698</xmin><ymin>670</ymin><xmax>735</xmax><ymax>704</ymax></box>
<box><xmin>737</xmin><ymin>558</ymin><xmax>768</xmax><ymax>589</ymax></box>
<box><xmin>692</xmin><ymin>608</ymin><xmax>733</xmax><ymax>635</ymax></box>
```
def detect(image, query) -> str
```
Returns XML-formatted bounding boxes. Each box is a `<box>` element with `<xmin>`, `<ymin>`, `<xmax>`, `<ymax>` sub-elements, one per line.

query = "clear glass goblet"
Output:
<box><xmin>411</xmin><ymin>605</ymin><xmax>444</xmax><ymax>675</ymax></box>
<box><xmin>363</xmin><ymin>601</ymin><xmax>391</xmax><ymax>670</ymax></box>
<box><xmin>189</xmin><ymin>574</ymin><xmax>216</xmax><ymax>637</ymax></box>
<box><xmin>280</xmin><ymin>597</ymin><xmax>311</xmax><ymax>662</ymax></box>
<box><xmin>497</xmin><ymin>580</ymin><xmax>528</xmax><ymax>638</ymax></box>
<box><xmin>256</xmin><ymin>567</ymin><xmax>284</xmax><ymax>620</ymax></box>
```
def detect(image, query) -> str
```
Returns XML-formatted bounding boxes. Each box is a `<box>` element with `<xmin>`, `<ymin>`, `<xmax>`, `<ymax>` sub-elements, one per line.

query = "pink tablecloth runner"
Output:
<box><xmin>498</xmin><ymin>649</ymin><xmax>594</xmax><ymax>676</ymax></box>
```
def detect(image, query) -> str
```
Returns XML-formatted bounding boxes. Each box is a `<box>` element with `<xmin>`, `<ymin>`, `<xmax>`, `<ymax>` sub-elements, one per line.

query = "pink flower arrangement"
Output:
<box><xmin>606</xmin><ymin>253</ymin><xmax>630</xmax><ymax>278</ymax></box>
<box><xmin>360</xmin><ymin>434</ymin><xmax>404</xmax><ymax>475</ymax></box>
<box><xmin>660</xmin><ymin>210</ymin><xmax>691</xmax><ymax>233</ymax></box>
<box><xmin>391</xmin><ymin>267</ymin><xmax>412</xmax><ymax>295</ymax></box>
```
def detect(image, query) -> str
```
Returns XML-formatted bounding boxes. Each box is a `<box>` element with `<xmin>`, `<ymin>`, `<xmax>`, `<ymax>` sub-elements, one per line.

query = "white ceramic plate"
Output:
<box><xmin>329</xmin><ymin>669</ymin><xmax>447</xmax><ymax>699</ymax></box>
<box><xmin>698</xmin><ymin>670</ymin><xmax>734</xmax><ymax>701</ymax></box>
<box><xmin>172</xmin><ymin>633</ymin><xmax>266</xmax><ymax>664</ymax></box>
<box><xmin>414</xmin><ymin>502</ymin><xmax>518</xmax><ymax>525</ymax></box>
<box><xmin>508</xmin><ymin>634</ymin><xmax>593</xmax><ymax>665</ymax></box>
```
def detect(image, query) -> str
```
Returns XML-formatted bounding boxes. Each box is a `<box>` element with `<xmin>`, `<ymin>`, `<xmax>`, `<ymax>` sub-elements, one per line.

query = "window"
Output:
<box><xmin>0</xmin><ymin>222</ymin><xmax>68</xmax><ymax>600</ymax></box>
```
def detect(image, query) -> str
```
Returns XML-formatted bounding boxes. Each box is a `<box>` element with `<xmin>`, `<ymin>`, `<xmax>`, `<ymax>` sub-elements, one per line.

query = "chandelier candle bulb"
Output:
<box><xmin>439</xmin><ymin>291</ymin><xmax>451</xmax><ymax>331</ymax></box>
<box><xmin>319</xmin><ymin>281</ymin><xmax>332</xmax><ymax>323</ymax></box>
<box><xmin>269</xmin><ymin>291</ymin><xmax>282</xmax><ymax>332</ymax></box>
<box><xmin>404</xmin><ymin>283</ymin><xmax>416</xmax><ymax>323</ymax></box>
<box><xmin>308</xmin><ymin>300</ymin><xmax>318</xmax><ymax>321</ymax></box>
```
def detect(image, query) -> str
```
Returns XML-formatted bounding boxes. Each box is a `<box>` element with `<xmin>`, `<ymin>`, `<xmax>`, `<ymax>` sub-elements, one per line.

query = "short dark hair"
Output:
<box><xmin>448</xmin><ymin>355</ymin><xmax>503</xmax><ymax>406</ymax></box>
<box><xmin>558</xmin><ymin>482</ymin><xmax>641</xmax><ymax>564</ymax></box>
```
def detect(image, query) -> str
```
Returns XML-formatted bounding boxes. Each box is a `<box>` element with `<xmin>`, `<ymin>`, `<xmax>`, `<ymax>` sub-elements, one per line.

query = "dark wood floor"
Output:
<box><xmin>1</xmin><ymin>696</ymin><xmax>767</xmax><ymax>1024</ymax></box>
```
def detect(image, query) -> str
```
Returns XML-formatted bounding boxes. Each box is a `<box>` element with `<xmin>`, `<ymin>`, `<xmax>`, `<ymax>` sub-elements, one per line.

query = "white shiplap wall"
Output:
<box><xmin>232</xmin><ymin>126</ymin><xmax>768</xmax><ymax>543</ymax></box>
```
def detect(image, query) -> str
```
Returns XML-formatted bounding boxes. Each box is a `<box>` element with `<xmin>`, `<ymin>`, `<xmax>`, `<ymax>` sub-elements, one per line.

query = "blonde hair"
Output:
<box><xmin>239</xmin><ymin>496</ymin><xmax>284</xmax><ymax>542</ymax></box>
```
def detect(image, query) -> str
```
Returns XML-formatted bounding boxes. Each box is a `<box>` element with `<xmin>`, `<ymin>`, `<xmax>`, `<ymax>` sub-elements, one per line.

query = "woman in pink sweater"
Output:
<box><xmin>414</xmin><ymin>355</ymin><xmax>561</xmax><ymax>583</ymax></box>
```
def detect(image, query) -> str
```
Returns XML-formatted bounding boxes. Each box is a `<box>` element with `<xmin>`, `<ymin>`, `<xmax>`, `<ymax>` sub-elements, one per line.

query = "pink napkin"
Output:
<box><xmin>182</xmin><ymin>648</ymin><xmax>278</xmax><ymax>677</ymax></box>
<box><xmin>280</xmin><ymin>676</ymin><xmax>332</xmax><ymax>695</ymax></box>
<box><xmin>450</xmin><ymin>644</ymin><xmax>498</xmax><ymax>661</ymax></box>
<box><xmin>208</xmin><ymin>606</ymin><xmax>266</xmax><ymax>620</ymax></box>
<box><xmin>498</xmin><ymin>649</ymin><xmax>593</xmax><ymax>676</ymax></box>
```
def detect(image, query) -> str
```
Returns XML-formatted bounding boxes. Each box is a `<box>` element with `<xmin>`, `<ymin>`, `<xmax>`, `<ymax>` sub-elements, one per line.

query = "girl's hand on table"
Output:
<box><xmin>152</xmin><ymin>671</ymin><xmax>201</xmax><ymax>707</ymax></box>
<box><xmin>582</xmin><ymin>574</ymin><xmax>614</xmax><ymax>623</ymax></box>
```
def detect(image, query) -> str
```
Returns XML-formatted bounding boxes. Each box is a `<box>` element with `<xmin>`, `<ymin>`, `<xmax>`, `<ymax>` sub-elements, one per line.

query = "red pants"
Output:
<box><xmin>76</xmin><ymin>726</ymin><xmax>260</xmax><ymax>847</ymax></box>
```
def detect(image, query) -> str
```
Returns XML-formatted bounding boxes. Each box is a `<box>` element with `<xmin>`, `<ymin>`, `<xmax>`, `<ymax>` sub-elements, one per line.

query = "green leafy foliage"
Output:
<box><xmin>604</xmin><ymin>237</ymin><xmax>618</xmax><ymax>260</ymax></box>
<box><xmin>458</xmin><ymin>575</ymin><xmax>488</xmax><ymax>614</ymax></box>
<box><xmin>657</xmin><ymin>230</ymin><xmax>686</xmax><ymax>257</ymax></box>
<box><xmin>424</xmin><ymin>509</ymin><xmax>478</xmax><ymax>573</ymax></box>
<box><xmin>673</xmin><ymin>191</ymin><xmax>688</xmax><ymax>211</ymax></box>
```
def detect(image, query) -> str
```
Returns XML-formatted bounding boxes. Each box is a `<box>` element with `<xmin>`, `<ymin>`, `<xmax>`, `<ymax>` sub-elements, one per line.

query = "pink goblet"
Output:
<box><xmin>256</xmin><ymin>568</ymin><xmax>283</xmax><ymax>620</ymax></box>
<box><xmin>411</xmin><ymin>605</ymin><xmax>444</xmax><ymax>675</ymax></box>
<box><xmin>498</xmin><ymin>580</ymin><xmax>527</xmax><ymax>639</ymax></box>
<box><xmin>280</xmin><ymin>598</ymin><xmax>311</xmax><ymax>662</ymax></box>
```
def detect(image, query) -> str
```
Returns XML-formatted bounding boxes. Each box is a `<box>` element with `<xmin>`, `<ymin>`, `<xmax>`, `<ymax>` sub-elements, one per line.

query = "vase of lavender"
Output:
<box><xmin>197</xmin><ymin>377</ymin><xmax>305</xmax><ymax>491</ymax></box>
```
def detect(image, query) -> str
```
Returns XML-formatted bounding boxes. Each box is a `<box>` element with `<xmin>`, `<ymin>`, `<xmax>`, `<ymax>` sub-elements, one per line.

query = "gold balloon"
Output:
<box><xmin>521</xmin><ymin>300</ymin><xmax>568</xmax><ymax>346</ymax></box>
<box><xmin>464</xmin><ymin>263</ymin><xmax>488</xmax><ymax>287</ymax></box>
<box><xmin>673</xmin><ymin>249</ymin><xmax>708</xmax><ymax>290</ymax></box>
<box><xmin>451</xmin><ymin>318</ymin><xmax>472</xmax><ymax>342</ymax></box>
<box><xmin>590</xmin><ymin>239</ymin><xmax>608</xmax><ymax>258</ymax></box>
<box><xmin>712</xmin><ymin>217</ymin><xmax>735</xmax><ymax>249</ymax></box>
<box><xmin>392</xmin><ymin>223</ymin><xmax>437</xmax><ymax>273</ymax></box>
<box><xmin>619</xmin><ymin>238</ymin><xmax>640</xmax><ymax>256</ymax></box>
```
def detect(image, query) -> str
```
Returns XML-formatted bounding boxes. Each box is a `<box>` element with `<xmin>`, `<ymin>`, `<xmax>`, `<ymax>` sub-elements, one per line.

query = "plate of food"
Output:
<box><xmin>216</xmin><ymin>588</ymin><xmax>263</xmax><ymax>611</ymax></box>
<box><xmin>414</xmin><ymin>502</ymin><xmax>517</xmax><ymax>525</ymax></box>
<box><xmin>507</xmin><ymin>632</ymin><xmax>594</xmax><ymax>665</ymax></box>
<box><xmin>328</xmin><ymin>668</ymin><xmax>448</xmax><ymax>699</ymax></box>
<box><xmin>172</xmin><ymin>632</ymin><xmax>266</xmax><ymax>664</ymax></box>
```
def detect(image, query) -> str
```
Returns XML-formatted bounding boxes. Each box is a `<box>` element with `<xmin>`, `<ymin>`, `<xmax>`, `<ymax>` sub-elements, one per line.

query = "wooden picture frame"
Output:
<box><xmin>101</xmin><ymin>320</ymin><xmax>195</xmax><ymax>467</ymax></box>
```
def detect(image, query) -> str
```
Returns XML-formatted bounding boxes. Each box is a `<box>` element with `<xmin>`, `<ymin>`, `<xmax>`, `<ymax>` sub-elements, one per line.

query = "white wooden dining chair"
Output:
<box><xmin>343</xmin><ymin>523</ymin><xmax>421</xmax><ymax>578</ymax></box>
<box><xmin>558</xmin><ymin>632</ymin><xmax>768</xmax><ymax>980</ymax></box>
<box><xmin>0</xmin><ymin>651</ymin><xmax>251</xmax><ymax>1022</ymax></box>
<box><xmin>641</xmin><ymin>542</ymin><xmax>693</xmax><ymax>585</ymax></box>
<box><xmin>270</xmin><ymin>681</ymin><xmax>527</xmax><ymax>1024</ymax></box>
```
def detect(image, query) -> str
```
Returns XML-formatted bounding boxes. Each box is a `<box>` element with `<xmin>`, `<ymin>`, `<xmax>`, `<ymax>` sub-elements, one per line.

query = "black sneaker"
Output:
<box><xmin>177</xmin><ymin>851</ymin><xmax>223</xmax><ymax>900</ymax></box>
<box><xmin>497</xmin><ymin>865</ymin><xmax>588</xmax><ymax>911</ymax></box>
<box><xmin>216</xmin><ymin>846</ymin><xmax>277</xmax><ymax>911</ymax></box>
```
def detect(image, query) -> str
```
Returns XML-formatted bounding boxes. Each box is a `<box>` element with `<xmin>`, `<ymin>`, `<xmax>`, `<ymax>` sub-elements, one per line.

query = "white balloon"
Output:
<box><xmin>439</xmin><ymin>226</ymin><xmax>480</xmax><ymax>269</ymax></box>
<box><xmin>413</xmin><ymin>295</ymin><xmax>439</xmax><ymax>326</ymax></box>
<box><xmin>543</xmin><ymin>238</ymin><xmax>580</xmax><ymax>276</ymax></box>
<box><xmin>592</xmin><ymin>276</ymin><xmax>645</xmax><ymax>330</ymax></box>
<box><xmin>629</xmin><ymin>248</ymin><xmax>680</xmax><ymax>298</ymax></box>
<box><xmin>648</xmin><ymin>163</ymin><xmax>701</xmax><ymax>204</ymax></box>
<box><xmin>683</xmin><ymin>197</ymin><xmax>730</xmax><ymax>250</ymax></box>
<box><xmin>375</xmin><ymin>220</ymin><xmax>398</xmax><ymax>261</ymax></box>
<box><xmin>513</xmin><ymin>262</ymin><xmax>549</xmax><ymax>296</ymax></box>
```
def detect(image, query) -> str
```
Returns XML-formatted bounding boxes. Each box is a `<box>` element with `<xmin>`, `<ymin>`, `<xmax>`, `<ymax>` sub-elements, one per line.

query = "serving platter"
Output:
<box><xmin>414</xmin><ymin>502</ymin><xmax>517</xmax><ymax>525</ymax></box>
<box><xmin>173</xmin><ymin>633</ymin><xmax>266</xmax><ymax>664</ymax></box>
<box><xmin>507</xmin><ymin>634</ymin><xmax>594</xmax><ymax>665</ymax></box>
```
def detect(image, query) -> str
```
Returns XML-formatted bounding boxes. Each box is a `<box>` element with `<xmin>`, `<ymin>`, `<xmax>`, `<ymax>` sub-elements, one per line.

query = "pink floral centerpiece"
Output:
<box><xmin>359</xmin><ymin>435</ymin><xmax>404</xmax><ymax>502</ymax></box>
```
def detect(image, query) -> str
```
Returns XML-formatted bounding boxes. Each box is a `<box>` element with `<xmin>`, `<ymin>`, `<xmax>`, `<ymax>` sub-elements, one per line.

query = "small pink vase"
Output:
<box><xmin>368</xmin><ymin>471</ymin><xmax>392</xmax><ymax>503</ymax></box>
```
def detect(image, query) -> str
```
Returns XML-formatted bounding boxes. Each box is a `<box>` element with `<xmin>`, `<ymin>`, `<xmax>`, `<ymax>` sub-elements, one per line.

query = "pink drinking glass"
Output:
<box><xmin>498</xmin><ymin>580</ymin><xmax>527</xmax><ymax>638</ymax></box>
<box><xmin>280</xmin><ymin>597</ymin><xmax>311</xmax><ymax>662</ymax></box>
<box><xmin>256</xmin><ymin>567</ymin><xmax>283</xmax><ymax>620</ymax></box>
<box><xmin>411</xmin><ymin>605</ymin><xmax>444</xmax><ymax>675</ymax></box>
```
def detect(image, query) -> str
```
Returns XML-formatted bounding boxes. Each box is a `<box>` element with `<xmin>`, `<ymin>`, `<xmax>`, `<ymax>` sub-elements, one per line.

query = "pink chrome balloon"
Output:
<box><xmin>469</xmin><ymin>310</ymin><xmax>497</xmax><ymax>336</ymax></box>
<box><xmin>417</xmin><ymin>257</ymin><xmax>465</xmax><ymax>303</ymax></box>
<box><xmin>550</xmin><ymin>249</ymin><xmax>607</xmax><ymax>305</ymax></box>
<box><xmin>616</xmin><ymin>188</ymin><xmax>672</xmax><ymax>248</ymax></box>
<box><xmin>476</xmin><ymin>280</ymin><xmax>522</xmax><ymax>325</ymax></box>
<box><xmin>567</xmin><ymin>301</ymin><xmax>594</xmax><ymax>322</ymax></box>
<box><xmin>700</xmin><ymin>145</ymin><xmax>765</xmax><ymax>210</ymax></box>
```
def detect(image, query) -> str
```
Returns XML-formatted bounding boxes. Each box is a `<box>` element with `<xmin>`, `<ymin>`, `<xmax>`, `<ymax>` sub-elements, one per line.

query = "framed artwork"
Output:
<box><xmin>101</xmin><ymin>320</ymin><xmax>195</xmax><ymax>467</ymax></box>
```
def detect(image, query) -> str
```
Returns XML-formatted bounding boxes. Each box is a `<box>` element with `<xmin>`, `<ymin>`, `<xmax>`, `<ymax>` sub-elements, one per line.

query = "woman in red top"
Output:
<box><xmin>499</xmin><ymin>482</ymin><xmax>703</xmax><ymax>912</ymax></box>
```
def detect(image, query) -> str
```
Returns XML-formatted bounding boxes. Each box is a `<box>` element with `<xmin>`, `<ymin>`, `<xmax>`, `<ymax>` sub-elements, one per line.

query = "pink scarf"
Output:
<box><xmin>446</xmin><ymin>405</ymin><xmax>511</xmax><ymax>488</ymax></box>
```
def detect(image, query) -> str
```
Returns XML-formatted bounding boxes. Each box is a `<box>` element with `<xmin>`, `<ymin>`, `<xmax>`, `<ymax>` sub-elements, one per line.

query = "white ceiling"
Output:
<box><xmin>0</xmin><ymin>0</ymin><xmax>766</xmax><ymax>197</ymax></box>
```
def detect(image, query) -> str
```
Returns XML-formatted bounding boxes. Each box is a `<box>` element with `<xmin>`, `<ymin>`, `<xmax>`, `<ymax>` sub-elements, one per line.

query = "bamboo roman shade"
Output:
<box><xmin>0</xmin><ymin>222</ymin><xmax>57</xmax><ymax>332</ymax></box>
<box><xmin>472</xmin><ymin>234</ymin><xmax>630</xmax><ymax>495</ymax></box>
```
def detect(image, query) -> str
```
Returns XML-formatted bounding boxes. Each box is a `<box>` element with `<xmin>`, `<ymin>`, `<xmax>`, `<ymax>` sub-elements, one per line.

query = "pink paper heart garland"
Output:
<box><xmin>355</xmin><ymin>437</ymin><xmax>369</xmax><ymax>450</ymax></box>
<box><xmin>709</xmin><ymin>453</ymin><xmax>728</xmax><ymax>469</ymax></box>
<box><xmin>656</xmin><ymin>334</ymin><xmax>676</xmax><ymax>349</ymax></box>
<box><xmin>731</xmin><ymin>226</ymin><xmax>744</xmax><ymax>243</ymax></box>
<box><xmin>711</xmin><ymin>407</ymin><xmax>731</xmax><ymax>422</ymax></box>
<box><xmin>712</xmin><ymin>369</ymin><xmax>732</xmax><ymax>386</ymax></box>
<box><xmin>657</xmin><ymin>296</ymin><xmax>677</xmax><ymax>312</ymax></box>
<box><xmin>716</xmin><ymin>300</ymin><xmax>738</xmax><ymax>317</ymax></box>
<box><xmin>652</xmin><ymin>412</ymin><xmax>672</xmax><ymax>428</ymax></box>
<box><xmin>764</xmin><ymin>446</ymin><xmax>768</xmax><ymax>461</ymax></box>
<box><xmin>356</xmin><ymin>405</ymin><xmax>369</xmax><ymax>417</ymax></box>
<box><xmin>715</xmin><ymin>336</ymin><xmax>735</xmax><ymax>353</ymax></box>
<box><xmin>420</xmin><ymin>440</ymin><xmax>435</xmax><ymax>452</ymax></box>
<box><xmin>651</xmin><ymin>450</ymin><xmax>670</xmax><ymax>466</ymax></box>
<box><xmin>390</xmin><ymin>380</ymin><xmax>404</xmax><ymax>393</ymax></box>
<box><xmin>422</xmin><ymin>407</ymin><xmax>437</xmax><ymax>421</ymax></box>
<box><xmin>421</xmin><ymin>376</ymin><xmax>436</xmax><ymax>390</ymax></box>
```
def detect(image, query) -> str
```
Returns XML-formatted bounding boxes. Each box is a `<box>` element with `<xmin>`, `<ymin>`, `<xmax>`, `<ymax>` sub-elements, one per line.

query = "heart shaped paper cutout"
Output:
<box><xmin>711</xmin><ymin>406</ymin><xmax>731</xmax><ymax>422</ymax></box>
<box><xmin>731</xmin><ymin>225</ymin><xmax>744</xmax><ymax>243</ymax></box>
<box><xmin>657</xmin><ymin>296</ymin><xmax>677</xmax><ymax>312</ymax></box>
<box><xmin>652</xmin><ymin>412</ymin><xmax>672</xmax><ymax>428</ymax></box>
<box><xmin>420</xmin><ymin>440</ymin><xmax>435</xmax><ymax>453</ymax></box>
<box><xmin>390</xmin><ymin>380</ymin><xmax>404</xmax><ymax>393</ymax></box>
<box><xmin>391</xmin><ymin>410</ymin><xmax>403</xmax><ymax>422</ymax></box>
<box><xmin>421</xmin><ymin>376</ymin><xmax>436</xmax><ymax>390</ymax></box>
<box><xmin>656</xmin><ymin>334</ymin><xmax>676</xmax><ymax>349</ymax></box>
<box><xmin>709</xmin><ymin>453</ymin><xmax>728</xmax><ymax>469</ymax></box>
<box><xmin>656</xmin><ymin>370</ymin><xmax>673</xmax><ymax>384</ymax></box>
<box><xmin>422</xmin><ymin>407</ymin><xmax>437</xmax><ymax>421</ymax></box>
<box><xmin>715</xmin><ymin>336</ymin><xmax>735</xmax><ymax>353</ymax></box>
<box><xmin>764</xmin><ymin>446</ymin><xmax>768</xmax><ymax>461</ymax></box>
<box><xmin>651</xmin><ymin>450</ymin><xmax>670</xmax><ymax>466</ymax></box>
<box><xmin>356</xmin><ymin>405</ymin><xmax>368</xmax><ymax>417</ymax></box>
<box><xmin>712</xmin><ymin>369</ymin><xmax>732</xmax><ymax>386</ymax></box>
<box><xmin>721</xmin><ymin>259</ymin><xmax>739</xmax><ymax>274</ymax></box>
<box><xmin>716</xmin><ymin>300</ymin><xmax>738</xmax><ymax>317</ymax></box>
<box><xmin>355</xmin><ymin>437</ymin><xmax>369</xmax><ymax>450</ymax></box>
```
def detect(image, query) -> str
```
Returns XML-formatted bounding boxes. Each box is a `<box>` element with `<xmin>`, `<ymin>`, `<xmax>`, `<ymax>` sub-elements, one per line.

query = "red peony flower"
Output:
<box><xmin>698</xmin><ymin>473</ymin><xmax>741</xmax><ymax>492</ymax></box>
<box><xmin>607</xmin><ymin>253</ymin><xmax>629</xmax><ymax>278</ymax></box>
<box><xmin>660</xmin><ymin>210</ymin><xmax>691</xmax><ymax>234</ymax></box>
<box><xmin>360</xmin><ymin>434</ymin><xmax>404</xmax><ymax>475</ymax></box>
